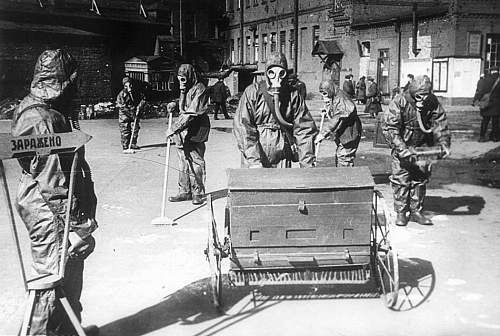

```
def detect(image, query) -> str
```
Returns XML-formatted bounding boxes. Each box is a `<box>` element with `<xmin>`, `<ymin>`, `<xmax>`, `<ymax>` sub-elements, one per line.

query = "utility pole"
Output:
<box><xmin>180</xmin><ymin>0</ymin><xmax>184</xmax><ymax>57</ymax></box>
<box><xmin>293</xmin><ymin>0</ymin><xmax>298</xmax><ymax>72</ymax></box>
<box><xmin>240</xmin><ymin>0</ymin><xmax>244</xmax><ymax>64</ymax></box>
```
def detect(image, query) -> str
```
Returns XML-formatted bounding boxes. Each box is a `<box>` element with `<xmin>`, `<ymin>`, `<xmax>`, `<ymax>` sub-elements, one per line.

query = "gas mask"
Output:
<box><xmin>414</xmin><ymin>93</ymin><xmax>428</xmax><ymax>109</ymax></box>
<box><xmin>320</xmin><ymin>90</ymin><xmax>330</xmax><ymax>104</ymax></box>
<box><xmin>124</xmin><ymin>82</ymin><xmax>132</xmax><ymax>93</ymax></box>
<box><xmin>178</xmin><ymin>75</ymin><xmax>187</xmax><ymax>91</ymax></box>
<box><xmin>266</xmin><ymin>66</ymin><xmax>287</xmax><ymax>93</ymax></box>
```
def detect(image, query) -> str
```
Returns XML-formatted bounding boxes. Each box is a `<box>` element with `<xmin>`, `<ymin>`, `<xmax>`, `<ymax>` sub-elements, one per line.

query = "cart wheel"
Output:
<box><xmin>206</xmin><ymin>194</ymin><xmax>223</xmax><ymax>309</ymax></box>
<box><xmin>376</xmin><ymin>248</ymin><xmax>399</xmax><ymax>309</ymax></box>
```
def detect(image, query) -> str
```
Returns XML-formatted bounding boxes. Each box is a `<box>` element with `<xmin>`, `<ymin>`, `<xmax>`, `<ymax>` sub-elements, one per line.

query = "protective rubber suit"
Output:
<box><xmin>315</xmin><ymin>79</ymin><xmax>362</xmax><ymax>167</ymax></box>
<box><xmin>167</xmin><ymin>64</ymin><xmax>210</xmax><ymax>205</ymax></box>
<box><xmin>233</xmin><ymin>52</ymin><xmax>317</xmax><ymax>168</ymax></box>
<box><xmin>116</xmin><ymin>77</ymin><xmax>146</xmax><ymax>151</ymax></box>
<box><xmin>11</xmin><ymin>49</ymin><xmax>97</xmax><ymax>335</ymax></box>
<box><xmin>382</xmin><ymin>75</ymin><xmax>451</xmax><ymax>226</ymax></box>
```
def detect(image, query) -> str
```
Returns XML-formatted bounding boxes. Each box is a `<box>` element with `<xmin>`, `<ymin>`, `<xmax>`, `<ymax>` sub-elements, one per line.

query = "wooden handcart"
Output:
<box><xmin>205</xmin><ymin>166</ymin><xmax>399</xmax><ymax>310</ymax></box>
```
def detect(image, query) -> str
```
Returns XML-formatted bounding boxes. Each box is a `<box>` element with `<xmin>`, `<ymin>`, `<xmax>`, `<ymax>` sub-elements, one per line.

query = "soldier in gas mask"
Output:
<box><xmin>315</xmin><ymin>78</ymin><xmax>362</xmax><ymax>167</ymax></box>
<box><xmin>382</xmin><ymin>75</ymin><xmax>451</xmax><ymax>226</ymax></box>
<box><xmin>166</xmin><ymin>64</ymin><xmax>210</xmax><ymax>205</ymax></box>
<box><xmin>233</xmin><ymin>52</ymin><xmax>317</xmax><ymax>168</ymax></box>
<box><xmin>11</xmin><ymin>49</ymin><xmax>98</xmax><ymax>335</ymax></box>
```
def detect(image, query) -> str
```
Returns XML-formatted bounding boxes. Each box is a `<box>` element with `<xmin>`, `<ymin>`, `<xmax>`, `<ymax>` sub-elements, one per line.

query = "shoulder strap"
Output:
<box><xmin>489</xmin><ymin>76</ymin><xmax>500</xmax><ymax>95</ymax></box>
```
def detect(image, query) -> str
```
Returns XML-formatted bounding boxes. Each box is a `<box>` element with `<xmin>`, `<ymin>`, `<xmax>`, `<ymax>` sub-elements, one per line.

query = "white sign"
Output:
<box><xmin>409</xmin><ymin>34</ymin><xmax>432</xmax><ymax>60</ymax></box>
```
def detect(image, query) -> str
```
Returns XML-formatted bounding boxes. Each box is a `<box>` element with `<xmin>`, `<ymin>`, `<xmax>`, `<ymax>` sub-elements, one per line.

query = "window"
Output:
<box><xmin>432</xmin><ymin>59</ymin><xmax>448</xmax><ymax>92</ymax></box>
<box><xmin>486</xmin><ymin>34</ymin><xmax>500</xmax><ymax>69</ymax></box>
<box><xmin>230</xmin><ymin>39</ymin><xmax>235</xmax><ymax>64</ymax></box>
<box><xmin>245</xmin><ymin>0</ymin><xmax>250</xmax><ymax>8</ymax></box>
<box><xmin>289</xmin><ymin>29</ymin><xmax>295</xmax><ymax>60</ymax></box>
<box><xmin>237</xmin><ymin>37</ymin><xmax>241</xmax><ymax>62</ymax></box>
<box><xmin>227</xmin><ymin>0</ymin><xmax>234</xmax><ymax>11</ymax></box>
<box><xmin>253</xmin><ymin>0</ymin><xmax>258</xmax><ymax>6</ymax></box>
<box><xmin>246</xmin><ymin>36</ymin><xmax>252</xmax><ymax>63</ymax></box>
<box><xmin>262</xmin><ymin>34</ymin><xmax>268</xmax><ymax>61</ymax></box>
<box><xmin>279</xmin><ymin>31</ymin><xmax>286</xmax><ymax>55</ymax></box>
<box><xmin>185</xmin><ymin>12</ymin><xmax>196</xmax><ymax>40</ymax></box>
<box><xmin>312</xmin><ymin>25</ymin><xmax>320</xmax><ymax>49</ymax></box>
<box><xmin>254</xmin><ymin>34</ymin><xmax>259</xmax><ymax>63</ymax></box>
<box><xmin>270</xmin><ymin>32</ymin><xmax>277</xmax><ymax>52</ymax></box>
<box><xmin>361</xmin><ymin>41</ymin><xmax>371</xmax><ymax>56</ymax></box>
<box><xmin>237</xmin><ymin>0</ymin><xmax>240</xmax><ymax>10</ymax></box>
<box><xmin>467</xmin><ymin>32</ymin><xmax>481</xmax><ymax>56</ymax></box>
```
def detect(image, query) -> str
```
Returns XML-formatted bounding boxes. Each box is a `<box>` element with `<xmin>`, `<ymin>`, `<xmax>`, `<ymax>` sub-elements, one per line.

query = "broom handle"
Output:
<box><xmin>315</xmin><ymin>111</ymin><xmax>326</xmax><ymax>158</ymax></box>
<box><xmin>160</xmin><ymin>113</ymin><xmax>173</xmax><ymax>217</ymax></box>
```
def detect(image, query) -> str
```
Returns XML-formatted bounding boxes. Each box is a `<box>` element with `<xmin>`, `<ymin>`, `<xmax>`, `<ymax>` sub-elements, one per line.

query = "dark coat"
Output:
<box><xmin>473</xmin><ymin>73</ymin><xmax>500</xmax><ymax>116</ymax></box>
<box><xmin>211</xmin><ymin>80</ymin><xmax>228</xmax><ymax>103</ymax></box>
<box><xmin>365</xmin><ymin>82</ymin><xmax>382</xmax><ymax>115</ymax></box>
<box><xmin>356</xmin><ymin>79</ymin><xmax>366</xmax><ymax>101</ymax></box>
<box><xmin>342</xmin><ymin>80</ymin><xmax>355</xmax><ymax>98</ymax></box>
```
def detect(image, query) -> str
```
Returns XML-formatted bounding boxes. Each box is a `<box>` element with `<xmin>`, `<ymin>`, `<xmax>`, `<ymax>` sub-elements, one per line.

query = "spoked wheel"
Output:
<box><xmin>206</xmin><ymin>194</ymin><xmax>223</xmax><ymax>309</ymax></box>
<box><xmin>376</xmin><ymin>248</ymin><xmax>399</xmax><ymax>309</ymax></box>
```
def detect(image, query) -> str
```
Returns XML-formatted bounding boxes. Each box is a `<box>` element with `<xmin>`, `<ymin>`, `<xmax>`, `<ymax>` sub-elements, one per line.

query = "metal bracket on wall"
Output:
<box><xmin>90</xmin><ymin>0</ymin><xmax>101</xmax><ymax>15</ymax></box>
<box><xmin>139</xmin><ymin>0</ymin><xmax>148</xmax><ymax>18</ymax></box>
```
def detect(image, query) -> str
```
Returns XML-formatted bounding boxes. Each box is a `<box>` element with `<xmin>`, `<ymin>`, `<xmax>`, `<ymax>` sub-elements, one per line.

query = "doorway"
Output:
<box><xmin>377</xmin><ymin>49</ymin><xmax>390</xmax><ymax>95</ymax></box>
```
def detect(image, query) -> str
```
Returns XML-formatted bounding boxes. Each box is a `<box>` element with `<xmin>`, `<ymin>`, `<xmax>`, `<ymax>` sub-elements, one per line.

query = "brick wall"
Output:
<box><xmin>0</xmin><ymin>30</ymin><xmax>112</xmax><ymax>108</ymax></box>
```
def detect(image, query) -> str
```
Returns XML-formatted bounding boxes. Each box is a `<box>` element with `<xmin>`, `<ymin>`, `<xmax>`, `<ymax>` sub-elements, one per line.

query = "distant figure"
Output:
<box><xmin>473</xmin><ymin>66</ymin><xmax>500</xmax><ymax>142</ymax></box>
<box><xmin>365</xmin><ymin>76</ymin><xmax>382</xmax><ymax>117</ymax></box>
<box><xmin>342</xmin><ymin>74</ymin><xmax>355</xmax><ymax>99</ymax></box>
<box><xmin>211</xmin><ymin>77</ymin><xmax>231</xmax><ymax>120</ymax></box>
<box><xmin>116</xmin><ymin>77</ymin><xmax>147</xmax><ymax>151</ymax></box>
<box><xmin>402</xmin><ymin>74</ymin><xmax>415</xmax><ymax>92</ymax></box>
<box><xmin>356</xmin><ymin>76</ymin><xmax>367</xmax><ymax>104</ymax></box>
<box><xmin>288</xmin><ymin>73</ymin><xmax>307</xmax><ymax>100</ymax></box>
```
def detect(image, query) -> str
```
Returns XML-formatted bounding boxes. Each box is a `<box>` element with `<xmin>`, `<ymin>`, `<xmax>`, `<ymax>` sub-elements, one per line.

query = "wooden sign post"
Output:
<box><xmin>0</xmin><ymin>131</ymin><xmax>91</xmax><ymax>336</ymax></box>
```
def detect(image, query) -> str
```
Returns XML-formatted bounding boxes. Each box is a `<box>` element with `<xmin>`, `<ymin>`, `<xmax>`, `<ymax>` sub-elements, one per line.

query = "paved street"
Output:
<box><xmin>1</xmin><ymin>104</ymin><xmax>500</xmax><ymax>336</ymax></box>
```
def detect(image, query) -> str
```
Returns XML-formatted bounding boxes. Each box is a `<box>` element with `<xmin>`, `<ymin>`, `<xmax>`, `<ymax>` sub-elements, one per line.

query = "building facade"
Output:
<box><xmin>222</xmin><ymin>0</ymin><xmax>333</xmax><ymax>96</ymax></box>
<box><xmin>222</xmin><ymin>0</ymin><xmax>500</xmax><ymax>104</ymax></box>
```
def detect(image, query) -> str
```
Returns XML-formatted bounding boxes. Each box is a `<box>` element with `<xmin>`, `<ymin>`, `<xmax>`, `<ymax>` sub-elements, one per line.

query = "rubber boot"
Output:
<box><xmin>410</xmin><ymin>185</ymin><xmax>433</xmax><ymax>225</ymax></box>
<box><xmin>395</xmin><ymin>212</ymin><xmax>408</xmax><ymax>226</ymax></box>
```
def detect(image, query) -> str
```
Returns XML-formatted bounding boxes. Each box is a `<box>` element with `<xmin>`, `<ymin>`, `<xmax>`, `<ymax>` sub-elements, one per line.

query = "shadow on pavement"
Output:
<box><xmin>392</xmin><ymin>257</ymin><xmax>435</xmax><ymax>312</ymax></box>
<box><xmin>98</xmin><ymin>276</ymin><xmax>259</xmax><ymax>336</ymax></box>
<box><xmin>425</xmin><ymin>195</ymin><xmax>485</xmax><ymax>215</ymax></box>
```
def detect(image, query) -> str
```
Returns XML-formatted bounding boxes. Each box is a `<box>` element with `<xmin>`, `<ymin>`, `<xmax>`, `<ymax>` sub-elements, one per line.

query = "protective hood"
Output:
<box><xmin>319</xmin><ymin>79</ymin><xmax>338</xmax><ymax>99</ymax></box>
<box><xmin>408</xmin><ymin>75</ymin><xmax>432</xmax><ymax>97</ymax></box>
<box><xmin>30</xmin><ymin>49</ymin><xmax>78</xmax><ymax>101</ymax></box>
<box><xmin>266</xmin><ymin>52</ymin><xmax>288</xmax><ymax>71</ymax></box>
<box><xmin>178</xmin><ymin>64</ymin><xmax>198</xmax><ymax>89</ymax></box>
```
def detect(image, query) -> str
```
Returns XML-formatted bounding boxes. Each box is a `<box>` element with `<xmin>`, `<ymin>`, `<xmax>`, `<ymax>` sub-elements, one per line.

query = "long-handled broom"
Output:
<box><xmin>152</xmin><ymin>112</ymin><xmax>175</xmax><ymax>225</ymax></box>
<box><xmin>123</xmin><ymin>112</ymin><xmax>139</xmax><ymax>154</ymax></box>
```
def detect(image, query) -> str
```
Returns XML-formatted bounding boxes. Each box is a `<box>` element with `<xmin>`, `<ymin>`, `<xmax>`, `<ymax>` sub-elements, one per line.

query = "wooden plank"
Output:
<box><xmin>230</xmin><ymin>188</ymin><xmax>373</xmax><ymax>206</ymax></box>
<box><xmin>230</xmin><ymin>203</ymin><xmax>372</xmax><ymax>247</ymax></box>
<box><xmin>227</xmin><ymin>167</ymin><xmax>374</xmax><ymax>190</ymax></box>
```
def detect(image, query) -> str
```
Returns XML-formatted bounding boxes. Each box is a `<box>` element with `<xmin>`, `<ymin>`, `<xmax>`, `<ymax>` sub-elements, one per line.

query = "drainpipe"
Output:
<box><xmin>240</xmin><ymin>0</ymin><xmax>244</xmax><ymax>64</ymax></box>
<box><xmin>396</xmin><ymin>21</ymin><xmax>402</xmax><ymax>87</ymax></box>
<box><xmin>412</xmin><ymin>3</ymin><xmax>420</xmax><ymax>57</ymax></box>
<box><xmin>293</xmin><ymin>0</ymin><xmax>299</xmax><ymax>72</ymax></box>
